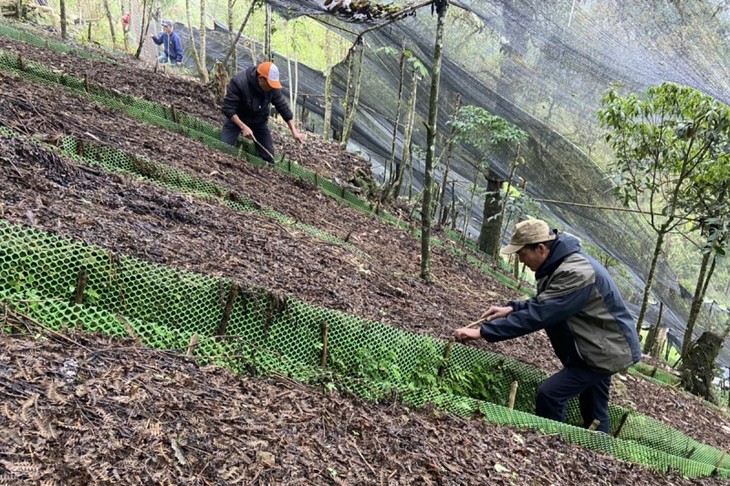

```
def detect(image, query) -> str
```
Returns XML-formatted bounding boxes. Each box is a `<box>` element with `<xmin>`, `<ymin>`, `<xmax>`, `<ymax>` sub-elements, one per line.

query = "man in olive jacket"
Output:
<box><xmin>221</xmin><ymin>61</ymin><xmax>304</xmax><ymax>164</ymax></box>
<box><xmin>454</xmin><ymin>219</ymin><xmax>641</xmax><ymax>433</ymax></box>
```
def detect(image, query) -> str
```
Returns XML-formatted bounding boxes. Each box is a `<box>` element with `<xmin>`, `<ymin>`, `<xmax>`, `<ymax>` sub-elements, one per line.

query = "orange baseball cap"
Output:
<box><xmin>256</xmin><ymin>61</ymin><xmax>282</xmax><ymax>89</ymax></box>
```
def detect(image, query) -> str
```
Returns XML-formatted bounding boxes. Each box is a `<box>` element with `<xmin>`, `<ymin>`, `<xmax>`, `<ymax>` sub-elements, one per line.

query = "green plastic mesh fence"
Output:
<box><xmin>1</xmin><ymin>219</ymin><xmax>728</xmax><ymax>479</ymax></box>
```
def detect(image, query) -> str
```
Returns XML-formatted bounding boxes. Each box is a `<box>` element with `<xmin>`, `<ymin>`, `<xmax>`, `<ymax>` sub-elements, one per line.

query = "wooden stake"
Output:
<box><xmin>73</xmin><ymin>268</ymin><xmax>88</xmax><ymax>305</ymax></box>
<box><xmin>17</xmin><ymin>53</ymin><xmax>25</xmax><ymax>71</ymax></box>
<box><xmin>613</xmin><ymin>412</ymin><xmax>630</xmax><ymax>438</ymax></box>
<box><xmin>507</xmin><ymin>381</ymin><xmax>519</xmax><ymax>409</ymax></box>
<box><xmin>84</xmin><ymin>73</ymin><xmax>90</xmax><ymax>93</ymax></box>
<box><xmin>116</xmin><ymin>313</ymin><xmax>140</xmax><ymax>342</ymax></box>
<box><xmin>588</xmin><ymin>419</ymin><xmax>601</xmax><ymax>431</ymax></box>
<box><xmin>170</xmin><ymin>105</ymin><xmax>179</xmax><ymax>125</ymax></box>
<box><xmin>186</xmin><ymin>334</ymin><xmax>199</xmax><ymax>357</ymax></box>
<box><xmin>320</xmin><ymin>321</ymin><xmax>329</xmax><ymax>369</ymax></box>
<box><xmin>216</xmin><ymin>283</ymin><xmax>239</xmax><ymax>336</ymax></box>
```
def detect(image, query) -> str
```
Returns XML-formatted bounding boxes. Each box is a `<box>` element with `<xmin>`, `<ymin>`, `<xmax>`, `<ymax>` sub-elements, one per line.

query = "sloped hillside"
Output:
<box><xmin>1</xmin><ymin>25</ymin><xmax>729</xmax><ymax>484</ymax></box>
<box><xmin>1</xmin><ymin>311</ymin><xmax>725</xmax><ymax>486</ymax></box>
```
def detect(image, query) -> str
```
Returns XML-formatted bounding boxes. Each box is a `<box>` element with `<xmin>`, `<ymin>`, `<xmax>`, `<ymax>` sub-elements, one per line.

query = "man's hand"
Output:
<box><xmin>454</xmin><ymin>327</ymin><xmax>481</xmax><ymax>342</ymax></box>
<box><xmin>239</xmin><ymin>124</ymin><xmax>254</xmax><ymax>140</ymax></box>
<box><xmin>480</xmin><ymin>305</ymin><xmax>513</xmax><ymax>322</ymax></box>
<box><xmin>292</xmin><ymin>128</ymin><xmax>305</xmax><ymax>143</ymax></box>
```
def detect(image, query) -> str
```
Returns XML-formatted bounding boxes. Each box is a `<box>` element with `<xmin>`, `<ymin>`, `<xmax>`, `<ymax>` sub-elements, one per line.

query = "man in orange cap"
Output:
<box><xmin>221</xmin><ymin>61</ymin><xmax>304</xmax><ymax>165</ymax></box>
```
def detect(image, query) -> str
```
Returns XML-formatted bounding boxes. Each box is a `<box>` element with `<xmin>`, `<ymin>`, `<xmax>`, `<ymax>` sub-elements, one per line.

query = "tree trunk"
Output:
<box><xmin>133</xmin><ymin>0</ymin><xmax>152</xmax><ymax>59</ymax></box>
<box><xmin>420</xmin><ymin>0</ymin><xmax>448</xmax><ymax>281</ymax></box>
<box><xmin>223</xmin><ymin>0</ymin><xmax>257</xmax><ymax>71</ymax></box>
<box><xmin>340</xmin><ymin>39</ymin><xmax>364</xmax><ymax>150</ymax></box>
<box><xmin>264</xmin><ymin>4</ymin><xmax>272</xmax><ymax>61</ymax></box>
<box><xmin>438</xmin><ymin>93</ymin><xmax>461</xmax><ymax>226</ymax></box>
<box><xmin>226</xmin><ymin>0</ymin><xmax>236</xmax><ymax>72</ymax></box>
<box><xmin>682</xmin><ymin>250</ymin><xmax>716</xmax><ymax>357</ymax></box>
<box><xmin>636</xmin><ymin>226</ymin><xmax>670</xmax><ymax>333</ymax></box>
<box><xmin>643</xmin><ymin>301</ymin><xmax>664</xmax><ymax>356</ymax></box>
<box><xmin>101</xmin><ymin>0</ymin><xmax>116</xmax><ymax>48</ymax></box>
<box><xmin>393</xmin><ymin>67</ymin><xmax>418</xmax><ymax>199</ymax></box>
<box><xmin>386</xmin><ymin>41</ymin><xmax>407</xmax><ymax>187</ymax></box>
<box><xmin>477</xmin><ymin>177</ymin><xmax>504</xmax><ymax>255</ymax></box>
<box><xmin>185</xmin><ymin>0</ymin><xmax>209</xmax><ymax>82</ymax></box>
<box><xmin>323</xmin><ymin>66</ymin><xmax>333</xmax><ymax>140</ymax></box>
<box><xmin>679</xmin><ymin>331</ymin><xmax>723</xmax><ymax>404</ymax></box>
<box><xmin>59</xmin><ymin>0</ymin><xmax>67</xmax><ymax>39</ymax></box>
<box><xmin>494</xmin><ymin>156</ymin><xmax>520</xmax><ymax>260</ymax></box>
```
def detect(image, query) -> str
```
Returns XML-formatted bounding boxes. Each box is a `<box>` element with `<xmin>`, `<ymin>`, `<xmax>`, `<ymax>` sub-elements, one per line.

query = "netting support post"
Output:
<box><xmin>84</xmin><ymin>73</ymin><xmax>90</xmax><ymax>93</ymax></box>
<box><xmin>588</xmin><ymin>419</ymin><xmax>601</xmax><ymax>431</ymax></box>
<box><xmin>170</xmin><ymin>105</ymin><xmax>180</xmax><ymax>125</ymax></box>
<box><xmin>507</xmin><ymin>381</ymin><xmax>519</xmax><ymax>410</ymax></box>
<box><xmin>437</xmin><ymin>341</ymin><xmax>453</xmax><ymax>379</ymax></box>
<box><xmin>713</xmin><ymin>451</ymin><xmax>728</xmax><ymax>476</ymax></box>
<box><xmin>217</xmin><ymin>282</ymin><xmax>239</xmax><ymax>336</ymax></box>
<box><xmin>320</xmin><ymin>321</ymin><xmax>329</xmax><ymax>369</ymax></box>
<box><xmin>613</xmin><ymin>411</ymin><xmax>630</xmax><ymax>438</ymax></box>
<box><xmin>17</xmin><ymin>53</ymin><xmax>25</xmax><ymax>71</ymax></box>
<box><xmin>186</xmin><ymin>334</ymin><xmax>199</xmax><ymax>358</ymax></box>
<box><xmin>73</xmin><ymin>268</ymin><xmax>89</xmax><ymax>305</ymax></box>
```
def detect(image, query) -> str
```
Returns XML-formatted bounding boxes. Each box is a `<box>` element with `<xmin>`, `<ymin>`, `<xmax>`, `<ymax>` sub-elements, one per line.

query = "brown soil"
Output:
<box><xmin>1</xmin><ymin>29</ymin><xmax>729</xmax><ymax>485</ymax></box>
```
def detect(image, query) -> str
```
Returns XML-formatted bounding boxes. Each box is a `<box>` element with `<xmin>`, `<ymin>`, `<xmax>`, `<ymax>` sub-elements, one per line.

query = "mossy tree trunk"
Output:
<box><xmin>264</xmin><ymin>4</ymin><xmax>272</xmax><ymax>61</ymax></box>
<box><xmin>340</xmin><ymin>38</ymin><xmax>364</xmax><ymax>150</ymax></box>
<box><xmin>385</xmin><ymin>41</ymin><xmax>407</xmax><ymax>190</ymax></box>
<box><xmin>226</xmin><ymin>0</ymin><xmax>236</xmax><ymax>72</ymax></box>
<box><xmin>635</xmin><ymin>225</ymin><xmax>670</xmax><ymax>334</ymax></box>
<box><xmin>323</xmin><ymin>67</ymin><xmax>333</xmax><ymax>140</ymax></box>
<box><xmin>420</xmin><ymin>0</ymin><xmax>448</xmax><ymax>281</ymax></box>
<box><xmin>643</xmin><ymin>301</ymin><xmax>664</xmax><ymax>356</ymax></box>
<box><xmin>679</xmin><ymin>331</ymin><xmax>723</xmax><ymax>404</ymax></box>
<box><xmin>437</xmin><ymin>93</ymin><xmax>461</xmax><ymax>227</ymax></box>
<box><xmin>59</xmin><ymin>0</ymin><xmax>67</xmax><ymax>39</ymax></box>
<box><xmin>477</xmin><ymin>176</ymin><xmax>504</xmax><ymax>256</ymax></box>
<box><xmin>682</xmin><ymin>250</ymin><xmax>716</xmax><ymax>357</ymax></box>
<box><xmin>392</xmin><ymin>67</ymin><xmax>418</xmax><ymax>199</ymax></box>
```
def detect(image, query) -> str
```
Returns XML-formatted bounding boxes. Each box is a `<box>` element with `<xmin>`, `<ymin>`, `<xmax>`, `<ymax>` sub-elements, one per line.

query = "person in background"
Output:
<box><xmin>221</xmin><ymin>61</ymin><xmax>304</xmax><ymax>165</ymax></box>
<box><xmin>151</xmin><ymin>20</ymin><xmax>183</xmax><ymax>67</ymax></box>
<box><xmin>453</xmin><ymin>219</ymin><xmax>641</xmax><ymax>433</ymax></box>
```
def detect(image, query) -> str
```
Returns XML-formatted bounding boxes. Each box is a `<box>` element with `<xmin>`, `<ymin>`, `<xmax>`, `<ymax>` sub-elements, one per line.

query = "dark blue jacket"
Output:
<box><xmin>481</xmin><ymin>233</ymin><xmax>641</xmax><ymax>374</ymax></box>
<box><xmin>152</xmin><ymin>31</ymin><xmax>183</xmax><ymax>64</ymax></box>
<box><xmin>222</xmin><ymin>66</ymin><xmax>293</xmax><ymax>126</ymax></box>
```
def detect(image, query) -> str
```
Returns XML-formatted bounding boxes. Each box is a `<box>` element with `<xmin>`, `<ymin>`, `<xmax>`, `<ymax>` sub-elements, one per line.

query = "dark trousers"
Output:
<box><xmin>221</xmin><ymin>119</ymin><xmax>275</xmax><ymax>164</ymax></box>
<box><xmin>535</xmin><ymin>366</ymin><xmax>612</xmax><ymax>433</ymax></box>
